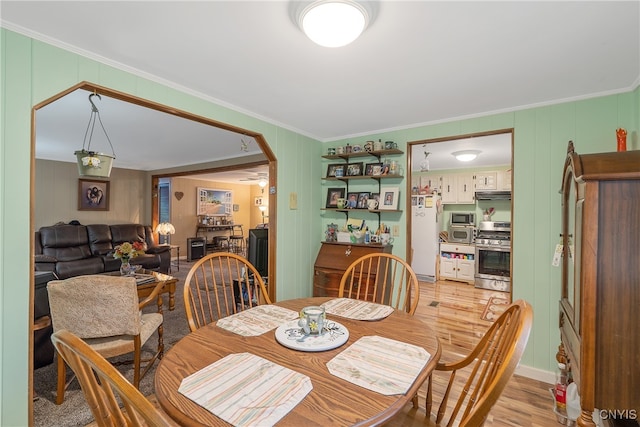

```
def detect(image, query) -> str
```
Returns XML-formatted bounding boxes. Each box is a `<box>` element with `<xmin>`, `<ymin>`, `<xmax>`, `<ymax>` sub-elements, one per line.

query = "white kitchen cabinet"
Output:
<box><xmin>497</xmin><ymin>169</ymin><xmax>511</xmax><ymax>190</ymax></box>
<box><xmin>475</xmin><ymin>172</ymin><xmax>497</xmax><ymax>190</ymax></box>
<box><xmin>439</xmin><ymin>243</ymin><xmax>475</xmax><ymax>284</ymax></box>
<box><xmin>420</xmin><ymin>174</ymin><xmax>441</xmax><ymax>193</ymax></box>
<box><xmin>441</xmin><ymin>173</ymin><xmax>475</xmax><ymax>204</ymax></box>
<box><xmin>457</xmin><ymin>173</ymin><xmax>475</xmax><ymax>203</ymax></box>
<box><xmin>440</xmin><ymin>174</ymin><xmax>457</xmax><ymax>203</ymax></box>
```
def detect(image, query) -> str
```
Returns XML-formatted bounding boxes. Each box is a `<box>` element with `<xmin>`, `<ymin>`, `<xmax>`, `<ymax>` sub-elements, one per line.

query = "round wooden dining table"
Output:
<box><xmin>154</xmin><ymin>297</ymin><xmax>441</xmax><ymax>426</ymax></box>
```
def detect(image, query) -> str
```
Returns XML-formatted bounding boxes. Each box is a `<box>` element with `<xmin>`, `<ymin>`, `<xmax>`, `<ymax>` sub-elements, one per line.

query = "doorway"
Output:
<box><xmin>31</xmin><ymin>81</ymin><xmax>278</xmax><ymax>420</ymax></box>
<box><xmin>406</xmin><ymin>129</ymin><xmax>514</xmax><ymax>298</ymax></box>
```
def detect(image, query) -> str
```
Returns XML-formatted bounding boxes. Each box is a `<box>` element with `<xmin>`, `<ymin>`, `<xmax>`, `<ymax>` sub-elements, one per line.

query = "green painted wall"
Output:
<box><xmin>324</xmin><ymin>89</ymin><xmax>639</xmax><ymax>379</ymax></box>
<box><xmin>0</xmin><ymin>29</ymin><xmax>321</xmax><ymax>425</ymax></box>
<box><xmin>1</xmin><ymin>28</ymin><xmax>638</xmax><ymax>425</ymax></box>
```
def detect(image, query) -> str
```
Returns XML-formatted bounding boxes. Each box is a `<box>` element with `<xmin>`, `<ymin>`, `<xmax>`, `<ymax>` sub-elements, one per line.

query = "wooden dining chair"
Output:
<box><xmin>51</xmin><ymin>329</ymin><xmax>176</xmax><ymax>427</ymax></box>
<box><xmin>338</xmin><ymin>252</ymin><xmax>420</xmax><ymax>315</ymax></box>
<box><xmin>183</xmin><ymin>252</ymin><xmax>272</xmax><ymax>332</ymax></box>
<box><xmin>47</xmin><ymin>275</ymin><xmax>165</xmax><ymax>405</ymax></box>
<box><xmin>385</xmin><ymin>299</ymin><xmax>533</xmax><ymax>427</ymax></box>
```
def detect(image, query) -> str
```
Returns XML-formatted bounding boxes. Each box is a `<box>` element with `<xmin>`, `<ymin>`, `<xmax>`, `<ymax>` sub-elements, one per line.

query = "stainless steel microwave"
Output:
<box><xmin>450</xmin><ymin>212</ymin><xmax>476</xmax><ymax>226</ymax></box>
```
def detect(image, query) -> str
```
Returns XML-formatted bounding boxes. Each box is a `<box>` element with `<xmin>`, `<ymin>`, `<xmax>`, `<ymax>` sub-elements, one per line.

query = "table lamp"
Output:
<box><xmin>155</xmin><ymin>222</ymin><xmax>175</xmax><ymax>244</ymax></box>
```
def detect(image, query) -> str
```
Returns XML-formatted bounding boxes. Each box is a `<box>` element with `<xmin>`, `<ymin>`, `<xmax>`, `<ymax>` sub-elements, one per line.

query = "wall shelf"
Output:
<box><xmin>322</xmin><ymin>148</ymin><xmax>403</xmax><ymax>161</ymax></box>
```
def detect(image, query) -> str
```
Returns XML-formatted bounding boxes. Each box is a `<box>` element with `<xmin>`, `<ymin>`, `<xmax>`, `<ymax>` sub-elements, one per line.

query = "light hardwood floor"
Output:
<box><xmin>408</xmin><ymin>279</ymin><xmax>558</xmax><ymax>426</ymax></box>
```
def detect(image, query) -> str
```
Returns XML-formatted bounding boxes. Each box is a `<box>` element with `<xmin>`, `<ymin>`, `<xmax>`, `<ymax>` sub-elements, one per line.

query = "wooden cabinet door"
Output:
<box><xmin>313</xmin><ymin>268</ymin><xmax>343</xmax><ymax>297</ymax></box>
<box><xmin>440</xmin><ymin>257</ymin><xmax>456</xmax><ymax>278</ymax></box>
<box><xmin>440</xmin><ymin>174</ymin><xmax>457</xmax><ymax>203</ymax></box>
<box><xmin>498</xmin><ymin>169</ymin><xmax>511</xmax><ymax>190</ymax></box>
<box><xmin>418</xmin><ymin>174</ymin><xmax>441</xmax><ymax>193</ymax></box>
<box><xmin>457</xmin><ymin>259</ymin><xmax>475</xmax><ymax>281</ymax></box>
<box><xmin>457</xmin><ymin>173</ymin><xmax>475</xmax><ymax>203</ymax></box>
<box><xmin>475</xmin><ymin>172</ymin><xmax>497</xmax><ymax>190</ymax></box>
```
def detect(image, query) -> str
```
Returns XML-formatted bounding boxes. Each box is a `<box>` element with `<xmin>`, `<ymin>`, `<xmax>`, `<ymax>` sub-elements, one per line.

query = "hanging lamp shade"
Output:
<box><xmin>75</xmin><ymin>93</ymin><xmax>116</xmax><ymax>178</ymax></box>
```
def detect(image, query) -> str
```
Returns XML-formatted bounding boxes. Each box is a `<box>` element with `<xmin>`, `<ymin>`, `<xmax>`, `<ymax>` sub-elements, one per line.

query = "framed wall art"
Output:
<box><xmin>379</xmin><ymin>186</ymin><xmax>400</xmax><ymax>210</ymax></box>
<box><xmin>197</xmin><ymin>187</ymin><xmax>233</xmax><ymax>216</ymax></box>
<box><xmin>346</xmin><ymin>192</ymin><xmax>359</xmax><ymax>208</ymax></box>
<box><xmin>326</xmin><ymin>163</ymin><xmax>345</xmax><ymax>178</ymax></box>
<box><xmin>356</xmin><ymin>192</ymin><xmax>370</xmax><ymax>209</ymax></box>
<box><xmin>365</xmin><ymin>162</ymin><xmax>383</xmax><ymax>176</ymax></box>
<box><xmin>78</xmin><ymin>179</ymin><xmax>110</xmax><ymax>211</ymax></box>
<box><xmin>325</xmin><ymin>187</ymin><xmax>345</xmax><ymax>208</ymax></box>
<box><xmin>346</xmin><ymin>162</ymin><xmax>363</xmax><ymax>176</ymax></box>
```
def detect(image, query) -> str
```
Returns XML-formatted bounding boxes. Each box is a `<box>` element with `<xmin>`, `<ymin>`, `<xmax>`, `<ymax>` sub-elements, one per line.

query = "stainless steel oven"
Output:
<box><xmin>474</xmin><ymin>221</ymin><xmax>511</xmax><ymax>292</ymax></box>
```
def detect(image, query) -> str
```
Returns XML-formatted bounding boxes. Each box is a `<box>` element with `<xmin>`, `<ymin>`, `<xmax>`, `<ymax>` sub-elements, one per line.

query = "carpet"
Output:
<box><xmin>481</xmin><ymin>296</ymin><xmax>510</xmax><ymax>321</ymax></box>
<box><xmin>33</xmin><ymin>261</ymin><xmax>196</xmax><ymax>427</ymax></box>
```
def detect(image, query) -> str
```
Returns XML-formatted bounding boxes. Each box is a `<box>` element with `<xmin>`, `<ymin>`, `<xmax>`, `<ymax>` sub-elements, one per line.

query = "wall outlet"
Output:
<box><xmin>392</xmin><ymin>225</ymin><xmax>400</xmax><ymax>236</ymax></box>
<box><xmin>289</xmin><ymin>192</ymin><xmax>298</xmax><ymax>209</ymax></box>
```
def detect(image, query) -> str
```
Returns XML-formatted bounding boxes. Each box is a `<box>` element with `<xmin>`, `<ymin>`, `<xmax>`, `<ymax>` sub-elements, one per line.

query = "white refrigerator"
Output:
<box><xmin>411</xmin><ymin>195</ymin><xmax>440</xmax><ymax>282</ymax></box>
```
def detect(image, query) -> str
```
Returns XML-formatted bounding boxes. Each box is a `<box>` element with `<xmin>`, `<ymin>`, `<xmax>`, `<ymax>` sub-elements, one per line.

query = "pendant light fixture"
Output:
<box><xmin>74</xmin><ymin>92</ymin><xmax>116</xmax><ymax>178</ymax></box>
<box><xmin>297</xmin><ymin>0</ymin><xmax>372</xmax><ymax>47</ymax></box>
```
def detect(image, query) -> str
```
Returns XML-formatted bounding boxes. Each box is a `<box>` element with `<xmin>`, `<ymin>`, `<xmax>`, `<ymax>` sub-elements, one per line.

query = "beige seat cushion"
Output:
<box><xmin>85</xmin><ymin>312</ymin><xmax>163</xmax><ymax>359</ymax></box>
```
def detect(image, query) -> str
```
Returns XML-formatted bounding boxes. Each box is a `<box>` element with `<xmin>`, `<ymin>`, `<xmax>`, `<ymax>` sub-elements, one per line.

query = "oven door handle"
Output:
<box><xmin>475</xmin><ymin>245</ymin><xmax>511</xmax><ymax>252</ymax></box>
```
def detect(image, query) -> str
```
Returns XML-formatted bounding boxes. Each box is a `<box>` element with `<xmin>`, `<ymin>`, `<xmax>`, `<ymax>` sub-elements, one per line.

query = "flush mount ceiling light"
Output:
<box><xmin>297</xmin><ymin>0</ymin><xmax>371</xmax><ymax>47</ymax></box>
<box><xmin>258</xmin><ymin>177</ymin><xmax>268</xmax><ymax>188</ymax></box>
<box><xmin>452</xmin><ymin>150</ymin><xmax>481</xmax><ymax>162</ymax></box>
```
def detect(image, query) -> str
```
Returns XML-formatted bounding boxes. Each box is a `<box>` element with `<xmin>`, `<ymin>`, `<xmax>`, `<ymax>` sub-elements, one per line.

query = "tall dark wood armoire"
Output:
<box><xmin>558</xmin><ymin>141</ymin><xmax>640</xmax><ymax>426</ymax></box>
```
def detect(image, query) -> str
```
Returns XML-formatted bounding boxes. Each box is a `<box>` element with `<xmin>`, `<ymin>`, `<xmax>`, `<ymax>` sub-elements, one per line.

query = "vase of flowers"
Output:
<box><xmin>113</xmin><ymin>241</ymin><xmax>145</xmax><ymax>276</ymax></box>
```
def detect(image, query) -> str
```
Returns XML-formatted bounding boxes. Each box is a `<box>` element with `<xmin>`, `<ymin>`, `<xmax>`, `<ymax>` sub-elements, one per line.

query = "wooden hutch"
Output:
<box><xmin>558</xmin><ymin>142</ymin><xmax>640</xmax><ymax>426</ymax></box>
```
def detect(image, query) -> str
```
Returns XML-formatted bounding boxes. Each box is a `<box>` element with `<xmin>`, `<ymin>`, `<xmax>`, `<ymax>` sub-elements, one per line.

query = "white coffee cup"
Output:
<box><xmin>380</xmin><ymin>233</ymin><xmax>394</xmax><ymax>245</ymax></box>
<box><xmin>367</xmin><ymin>199</ymin><xmax>379</xmax><ymax>210</ymax></box>
<box><xmin>298</xmin><ymin>306</ymin><xmax>326</xmax><ymax>335</ymax></box>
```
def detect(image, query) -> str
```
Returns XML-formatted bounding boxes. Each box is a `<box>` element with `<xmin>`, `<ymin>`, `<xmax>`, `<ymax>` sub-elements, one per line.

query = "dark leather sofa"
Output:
<box><xmin>34</xmin><ymin>223</ymin><xmax>171</xmax><ymax>279</ymax></box>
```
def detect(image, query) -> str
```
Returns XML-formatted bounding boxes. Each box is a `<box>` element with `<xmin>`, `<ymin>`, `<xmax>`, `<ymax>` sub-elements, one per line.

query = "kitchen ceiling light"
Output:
<box><xmin>258</xmin><ymin>177</ymin><xmax>268</xmax><ymax>188</ymax></box>
<box><xmin>452</xmin><ymin>150</ymin><xmax>481</xmax><ymax>162</ymax></box>
<box><xmin>298</xmin><ymin>0</ymin><xmax>370</xmax><ymax>47</ymax></box>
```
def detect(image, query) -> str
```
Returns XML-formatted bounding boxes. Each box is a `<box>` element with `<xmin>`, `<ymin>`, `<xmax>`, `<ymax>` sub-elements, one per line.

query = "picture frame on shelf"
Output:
<box><xmin>326</xmin><ymin>164</ymin><xmax>345</xmax><ymax>178</ymax></box>
<box><xmin>356</xmin><ymin>192</ymin><xmax>370</xmax><ymax>209</ymax></box>
<box><xmin>365</xmin><ymin>162</ymin><xmax>383</xmax><ymax>176</ymax></box>
<box><xmin>380</xmin><ymin>186</ymin><xmax>400</xmax><ymax>210</ymax></box>
<box><xmin>78</xmin><ymin>179</ymin><xmax>110</xmax><ymax>211</ymax></box>
<box><xmin>325</xmin><ymin>187</ymin><xmax>345</xmax><ymax>208</ymax></box>
<box><xmin>346</xmin><ymin>162</ymin><xmax>364</xmax><ymax>176</ymax></box>
<box><xmin>346</xmin><ymin>192</ymin><xmax>359</xmax><ymax>209</ymax></box>
<box><xmin>370</xmin><ymin>193</ymin><xmax>380</xmax><ymax>206</ymax></box>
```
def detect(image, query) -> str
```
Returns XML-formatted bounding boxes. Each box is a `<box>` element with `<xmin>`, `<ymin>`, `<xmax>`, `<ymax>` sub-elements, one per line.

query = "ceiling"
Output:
<box><xmin>410</xmin><ymin>133</ymin><xmax>511</xmax><ymax>171</ymax></box>
<box><xmin>36</xmin><ymin>88</ymin><xmax>268</xmax><ymax>183</ymax></box>
<box><xmin>2</xmin><ymin>1</ymin><xmax>639</xmax><ymax>182</ymax></box>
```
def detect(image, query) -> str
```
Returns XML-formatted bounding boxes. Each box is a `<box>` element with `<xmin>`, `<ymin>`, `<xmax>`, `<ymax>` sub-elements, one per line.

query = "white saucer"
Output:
<box><xmin>275</xmin><ymin>319</ymin><xmax>349</xmax><ymax>352</ymax></box>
